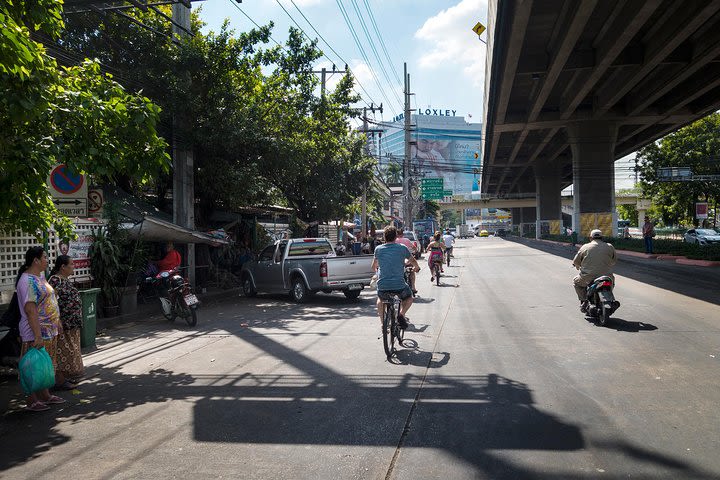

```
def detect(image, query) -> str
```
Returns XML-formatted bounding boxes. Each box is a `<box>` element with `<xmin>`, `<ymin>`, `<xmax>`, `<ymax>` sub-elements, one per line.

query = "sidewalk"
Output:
<box><xmin>0</xmin><ymin>286</ymin><xmax>243</xmax><ymax>414</ymax></box>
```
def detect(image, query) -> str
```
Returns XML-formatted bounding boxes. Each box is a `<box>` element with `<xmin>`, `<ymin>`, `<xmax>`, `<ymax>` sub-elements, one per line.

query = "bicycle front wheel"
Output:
<box><xmin>382</xmin><ymin>306</ymin><xmax>395</xmax><ymax>359</ymax></box>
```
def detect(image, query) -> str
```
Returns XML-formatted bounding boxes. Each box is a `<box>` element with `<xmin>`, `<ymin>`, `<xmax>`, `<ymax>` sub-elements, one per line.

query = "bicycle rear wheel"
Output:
<box><xmin>435</xmin><ymin>264</ymin><xmax>441</xmax><ymax>285</ymax></box>
<box><xmin>382</xmin><ymin>305</ymin><xmax>395</xmax><ymax>359</ymax></box>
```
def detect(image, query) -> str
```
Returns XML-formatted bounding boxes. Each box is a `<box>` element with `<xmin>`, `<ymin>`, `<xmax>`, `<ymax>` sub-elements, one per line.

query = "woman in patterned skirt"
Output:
<box><xmin>49</xmin><ymin>255</ymin><xmax>84</xmax><ymax>389</ymax></box>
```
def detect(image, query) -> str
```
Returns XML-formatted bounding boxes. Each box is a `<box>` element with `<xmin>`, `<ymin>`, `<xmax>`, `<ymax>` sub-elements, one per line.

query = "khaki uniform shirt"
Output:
<box><xmin>573</xmin><ymin>240</ymin><xmax>617</xmax><ymax>277</ymax></box>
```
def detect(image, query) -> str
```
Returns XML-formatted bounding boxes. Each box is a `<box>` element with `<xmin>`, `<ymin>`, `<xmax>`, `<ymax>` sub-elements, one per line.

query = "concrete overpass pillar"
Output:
<box><xmin>535</xmin><ymin>162</ymin><xmax>562</xmax><ymax>239</ymax></box>
<box><xmin>522</xmin><ymin>207</ymin><xmax>536</xmax><ymax>237</ymax></box>
<box><xmin>567</xmin><ymin>121</ymin><xmax>618</xmax><ymax>239</ymax></box>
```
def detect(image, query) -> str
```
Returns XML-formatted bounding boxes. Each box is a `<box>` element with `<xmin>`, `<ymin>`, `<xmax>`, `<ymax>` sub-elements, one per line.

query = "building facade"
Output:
<box><xmin>379</xmin><ymin>113</ymin><xmax>483</xmax><ymax>198</ymax></box>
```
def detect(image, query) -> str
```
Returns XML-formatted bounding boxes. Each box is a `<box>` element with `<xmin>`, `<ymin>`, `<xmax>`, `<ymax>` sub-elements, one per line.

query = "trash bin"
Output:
<box><xmin>351</xmin><ymin>242</ymin><xmax>362</xmax><ymax>255</ymax></box>
<box><xmin>79</xmin><ymin>288</ymin><xmax>101</xmax><ymax>349</ymax></box>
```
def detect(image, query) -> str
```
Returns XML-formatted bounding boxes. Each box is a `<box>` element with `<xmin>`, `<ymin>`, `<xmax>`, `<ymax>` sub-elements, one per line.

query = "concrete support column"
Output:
<box><xmin>567</xmin><ymin>121</ymin><xmax>618</xmax><ymax>239</ymax></box>
<box><xmin>535</xmin><ymin>162</ymin><xmax>562</xmax><ymax>239</ymax></box>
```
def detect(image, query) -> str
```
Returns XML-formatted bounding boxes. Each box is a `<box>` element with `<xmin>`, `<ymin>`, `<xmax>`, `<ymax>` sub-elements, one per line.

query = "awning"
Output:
<box><xmin>128</xmin><ymin>216</ymin><xmax>229</xmax><ymax>246</ymax></box>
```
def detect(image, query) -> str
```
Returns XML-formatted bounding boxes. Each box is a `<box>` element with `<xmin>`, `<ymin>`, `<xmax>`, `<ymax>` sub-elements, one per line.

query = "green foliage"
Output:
<box><xmin>60</xmin><ymin>14</ymin><xmax>376</xmax><ymax>224</ymax></box>
<box><xmin>636</xmin><ymin>114</ymin><xmax>720</xmax><ymax>226</ymax></box>
<box><xmin>0</xmin><ymin>1</ymin><xmax>170</xmax><ymax>240</ymax></box>
<box><xmin>89</xmin><ymin>226</ymin><xmax>121</xmax><ymax>305</ymax></box>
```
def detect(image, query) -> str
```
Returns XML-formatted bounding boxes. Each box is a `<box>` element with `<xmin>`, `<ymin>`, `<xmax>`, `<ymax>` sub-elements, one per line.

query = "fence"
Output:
<box><xmin>0</xmin><ymin>218</ymin><xmax>103</xmax><ymax>303</ymax></box>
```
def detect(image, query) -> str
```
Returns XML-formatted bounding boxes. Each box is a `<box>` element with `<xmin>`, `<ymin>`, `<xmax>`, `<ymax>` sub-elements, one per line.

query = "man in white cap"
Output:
<box><xmin>572</xmin><ymin>229</ymin><xmax>617</xmax><ymax>312</ymax></box>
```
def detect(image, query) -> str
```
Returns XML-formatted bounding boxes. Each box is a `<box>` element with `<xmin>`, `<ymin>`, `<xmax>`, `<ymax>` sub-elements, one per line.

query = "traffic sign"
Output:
<box><xmin>47</xmin><ymin>164</ymin><xmax>88</xmax><ymax>217</ymax></box>
<box><xmin>472</xmin><ymin>22</ymin><xmax>486</xmax><ymax>37</ymax></box>
<box><xmin>88</xmin><ymin>188</ymin><xmax>104</xmax><ymax>216</ymax></box>
<box><xmin>421</xmin><ymin>178</ymin><xmax>444</xmax><ymax>188</ymax></box>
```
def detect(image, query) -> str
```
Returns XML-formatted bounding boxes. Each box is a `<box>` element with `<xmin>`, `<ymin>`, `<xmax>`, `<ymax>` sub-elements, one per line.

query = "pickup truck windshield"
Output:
<box><xmin>288</xmin><ymin>240</ymin><xmax>333</xmax><ymax>256</ymax></box>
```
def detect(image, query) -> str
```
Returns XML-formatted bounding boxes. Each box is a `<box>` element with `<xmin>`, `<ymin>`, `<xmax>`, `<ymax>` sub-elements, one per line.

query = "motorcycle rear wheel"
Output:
<box><xmin>599</xmin><ymin>302</ymin><xmax>610</xmax><ymax>326</ymax></box>
<box><xmin>182</xmin><ymin>305</ymin><xmax>198</xmax><ymax>327</ymax></box>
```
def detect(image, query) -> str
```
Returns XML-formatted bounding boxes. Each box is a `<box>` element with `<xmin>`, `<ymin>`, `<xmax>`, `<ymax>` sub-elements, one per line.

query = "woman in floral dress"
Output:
<box><xmin>49</xmin><ymin>255</ymin><xmax>84</xmax><ymax>388</ymax></box>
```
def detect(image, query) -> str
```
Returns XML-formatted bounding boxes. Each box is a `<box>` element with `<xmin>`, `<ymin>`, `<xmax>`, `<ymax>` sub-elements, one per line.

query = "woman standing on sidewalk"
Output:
<box><xmin>16</xmin><ymin>247</ymin><xmax>66</xmax><ymax>411</ymax></box>
<box><xmin>49</xmin><ymin>255</ymin><xmax>84</xmax><ymax>388</ymax></box>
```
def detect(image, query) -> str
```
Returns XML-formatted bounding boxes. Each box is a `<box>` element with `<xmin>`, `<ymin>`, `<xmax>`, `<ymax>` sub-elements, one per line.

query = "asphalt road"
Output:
<box><xmin>2</xmin><ymin>237</ymin><xmax>720</xmax><ymax>479</ymax></box>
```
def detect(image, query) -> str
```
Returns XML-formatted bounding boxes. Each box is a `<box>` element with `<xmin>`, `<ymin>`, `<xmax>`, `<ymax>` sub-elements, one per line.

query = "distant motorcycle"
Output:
<box><xmin>583</xmin><ymin>276</ymin><xmax>620</xmax><ymax>326</ymax></box>
<box><xmin>145</xmin><ymin>269</ymin><xmax>199</xmax><ymax>327</ymax></box>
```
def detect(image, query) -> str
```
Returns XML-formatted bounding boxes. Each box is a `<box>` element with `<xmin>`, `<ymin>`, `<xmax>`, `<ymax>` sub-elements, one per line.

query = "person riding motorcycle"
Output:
<box><xmin>572</xmin><ymin>229</ymin><xmax>617</xmax><ymax>312</ymax></box>
<box><xmin>426</xmin><ymin>232</ymin><xmax>446</xmax><ymax>281</ymax></box>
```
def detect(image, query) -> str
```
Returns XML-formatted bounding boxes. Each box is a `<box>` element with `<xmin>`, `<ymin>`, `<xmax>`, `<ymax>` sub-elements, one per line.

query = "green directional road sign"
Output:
<box><xmin>421</xmin><ymin>178</ymin><xmax>443</xmax><ymax>189</ymax></box>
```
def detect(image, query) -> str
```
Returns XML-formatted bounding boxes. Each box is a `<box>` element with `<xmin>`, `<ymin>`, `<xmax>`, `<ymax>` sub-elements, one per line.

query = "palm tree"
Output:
<box><xmin>384</xmin><ymin>162</ymin><xmax>402</xmax><ymax>184</ymax></box>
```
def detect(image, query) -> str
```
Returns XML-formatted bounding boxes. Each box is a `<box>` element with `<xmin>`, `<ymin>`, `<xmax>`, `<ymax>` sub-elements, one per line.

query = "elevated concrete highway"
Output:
<box><xmin>439</xmin><ymin>194</ymin><xmax>638</xmax><ymax>211</ymax></box>
<box><xmin>482</xmin><ymin>0</ymin><xmax>720</xmax><ymax>236</ymax></box>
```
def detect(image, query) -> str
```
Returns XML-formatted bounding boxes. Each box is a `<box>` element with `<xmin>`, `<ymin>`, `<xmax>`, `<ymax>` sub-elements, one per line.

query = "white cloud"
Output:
<box><xmin>415</xmin><ymin>0</ymin><xmax>487</xmax><ymax>87</ymax></box>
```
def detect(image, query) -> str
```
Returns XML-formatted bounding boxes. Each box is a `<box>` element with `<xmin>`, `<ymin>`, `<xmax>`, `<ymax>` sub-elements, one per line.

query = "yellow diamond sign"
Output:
<box><xmin>472</xmin><ymin>22</ymin><xmax>486</xmax><ymax>37</ymax></box>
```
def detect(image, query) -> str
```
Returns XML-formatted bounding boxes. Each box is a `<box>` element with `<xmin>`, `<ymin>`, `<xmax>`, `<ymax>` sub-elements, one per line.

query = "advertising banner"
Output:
<box><xmin>411</xmin><ymin>135</ymin><xmax>481</xmax><ymax>195</ymax></box>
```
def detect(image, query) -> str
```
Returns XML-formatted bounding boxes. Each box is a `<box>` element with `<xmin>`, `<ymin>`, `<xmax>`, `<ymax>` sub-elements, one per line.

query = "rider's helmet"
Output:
<box><xmin>590</xmin><ymin>229</ymin><xmax>602</xmax><ymax>239</ymax></box>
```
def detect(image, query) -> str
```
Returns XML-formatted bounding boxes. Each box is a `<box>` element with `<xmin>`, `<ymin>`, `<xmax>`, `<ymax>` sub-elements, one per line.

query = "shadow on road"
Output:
<box><xmin>506</xmin><ymin>237</ymin><xmax>720</xmax><ymax>306</ymax></box>
<box><xmin>585</xmin><ymin>316</ymin><xmax>659</xmax><ymax>332</ymax></box>
<box><xmin>0</xmin><ymin>286</ymin><xmax>714</xmax><ymax>479</ymax></box>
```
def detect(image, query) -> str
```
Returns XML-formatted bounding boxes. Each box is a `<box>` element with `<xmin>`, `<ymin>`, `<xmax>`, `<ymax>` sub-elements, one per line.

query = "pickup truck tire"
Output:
<box><xmin>242</xmin><ymin>276</ymin><xmax>257</xmax><ymax>298</ymax></box>
<box><xmin>290</xmin><ymin>277</ymin><xmax>308</xmax><ymax>303</ymax></box>
<box><xmin>343</xmin><ymin>289</ymin><xmax>362</xmax><ymax>300</ymax></box>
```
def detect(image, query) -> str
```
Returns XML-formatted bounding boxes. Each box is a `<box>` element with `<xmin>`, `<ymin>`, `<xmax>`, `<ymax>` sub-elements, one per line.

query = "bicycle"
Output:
<box><xmin>381</xmin><ymin>293</ymin><xmax>405</xmax><ymax>359</ymax></box>
<box><xmin>432</xmin><ymin>258</ymin><xmax>443</xmax><ymax>286</ymax></box>
<box><xmin>446</xmin><ymin>247</ymin><xmax>453</xmax><ymax>266</ymax></box>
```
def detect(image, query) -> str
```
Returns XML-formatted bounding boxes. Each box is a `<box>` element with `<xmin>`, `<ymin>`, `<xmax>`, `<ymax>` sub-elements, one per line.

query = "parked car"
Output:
<box><xmin>684</xmin><ymin>228</ymin><xmax>720</xmax><ymax>245</ymax></box>
<box><xmin>495</xmin><ymin>228</ymin><xmax>507</xmax><ymax>237</ymax></box>
<box><xmin>478</xmin><ymin>230</ymin><xmax>489</xmax><ymax>237</ymax></box>
<box><xmin>403</xmin><ymin>231</ymin><xmax>421</xmax><ymax>259</ymax></box>
<box><xmin>241</xmin><ymin>238</ymin><xmax>375</xmax><ymax>302</ymax></box>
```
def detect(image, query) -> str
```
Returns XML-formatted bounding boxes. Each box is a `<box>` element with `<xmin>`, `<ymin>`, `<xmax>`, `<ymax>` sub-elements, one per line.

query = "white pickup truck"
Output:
<box><xmin>240</xmin><ymin>238</ymin><xmax>375</xmax><ymax>302</ymax></box>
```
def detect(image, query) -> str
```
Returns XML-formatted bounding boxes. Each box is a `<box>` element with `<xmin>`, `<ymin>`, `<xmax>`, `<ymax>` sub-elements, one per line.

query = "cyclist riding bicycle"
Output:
<box><xmin>426</xmin><ymin>232</ymin><xmax>446</xmax><ymax>281</ymax></box>
<box><xmin>442</xmin><ymin>230</ymin><xmax>455</xmax><ymax>258</ymax></box>
<box><xmin>372</xmin><ymin>226</ymin><xmax>420</xmax><ymax>329</ymax></box>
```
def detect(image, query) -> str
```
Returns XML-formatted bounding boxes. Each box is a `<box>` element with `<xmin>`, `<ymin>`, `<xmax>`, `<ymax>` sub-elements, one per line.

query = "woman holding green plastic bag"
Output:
<box><xmin>16</xmin><ymin>247</ymin><xmax>66</xmax><ymax>412</ymax></box>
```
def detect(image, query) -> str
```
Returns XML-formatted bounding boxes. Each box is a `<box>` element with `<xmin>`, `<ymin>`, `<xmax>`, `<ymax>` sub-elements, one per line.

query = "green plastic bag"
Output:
<box><xmin>18</xmin><ymin>347</ymin><xmax>55</xmax><ymax>394</ymax></box>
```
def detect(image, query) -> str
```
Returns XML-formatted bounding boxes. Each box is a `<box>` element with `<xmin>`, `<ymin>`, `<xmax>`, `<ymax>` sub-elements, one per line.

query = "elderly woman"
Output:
<box><xmin>49</xmin><ymin>255</ymin><xmax>84</xmax><ymax>388</ymax></box>
<box><xmin>16</xmin><ymin>247</ymin><xmax>66</xmax><ymax>411</ymax></box>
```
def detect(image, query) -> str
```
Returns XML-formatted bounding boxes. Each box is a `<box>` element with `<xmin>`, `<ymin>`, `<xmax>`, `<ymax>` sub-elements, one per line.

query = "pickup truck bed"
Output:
<box><xmin>240</xmin><ymin>238</ymin><xmax>375</xmax><ymax>302</ymax></box>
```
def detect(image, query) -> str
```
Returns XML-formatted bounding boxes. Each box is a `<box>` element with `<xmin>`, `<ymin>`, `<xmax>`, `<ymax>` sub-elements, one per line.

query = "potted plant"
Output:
<box><xmin>90</xmin><ymin>226</ymin><xmax>122</xmax><ymax>317</ymax></box>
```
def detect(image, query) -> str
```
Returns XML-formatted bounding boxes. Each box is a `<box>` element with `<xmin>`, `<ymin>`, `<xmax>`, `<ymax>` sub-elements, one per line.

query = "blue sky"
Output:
<box><xmin>194</xmin><ymin>0</ymin><xmax>488</xmax><ymax>123</ymax></box>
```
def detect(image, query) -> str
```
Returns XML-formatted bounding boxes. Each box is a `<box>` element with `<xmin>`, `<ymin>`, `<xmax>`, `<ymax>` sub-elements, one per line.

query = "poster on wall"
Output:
<box><xmin>696</xmin><ymin>202</ymin><xmax>709</xmax><ymax>219</ymax></box>
<box><xmin>58</xmin><ymin>230</ymin><xmax>93</xmax><ymax>268</ymax></box>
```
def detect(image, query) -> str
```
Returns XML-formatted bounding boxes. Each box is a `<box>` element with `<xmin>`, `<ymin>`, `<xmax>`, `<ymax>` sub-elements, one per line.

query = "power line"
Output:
<box><xmin>335</xmin><ymin>0</ymin><xmax>399</xmax><ymax>112</ymax></box>
<box><xmin>288</xmin><ymin>0</ymin><xmax>376</xmax><ymax>106</ymax></box>
<box><xmin>348</xmin><ymin>0</ymin><xmax>402</xmax><ymax>109</ymax></box>
<box><xmin>361</xmin><ymin>0</ymin><xmax>402</xmax><ymax>85</ymax></box>
<box><xmin>226</xmin><ymin>0</ymin><xmax>285</xmax><ymax>49</ymax></box>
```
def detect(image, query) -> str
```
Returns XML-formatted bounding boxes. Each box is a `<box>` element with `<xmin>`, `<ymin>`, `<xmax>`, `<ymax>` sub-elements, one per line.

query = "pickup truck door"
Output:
<box><xmin>254</xmin><ymin>245</ymin><xmax>277</xmax><ymax>291</ymax></box>
<box><xmin>266</xmin><ymin>240</ymin><xmax>288</xmax><ymax>291</ymax></box>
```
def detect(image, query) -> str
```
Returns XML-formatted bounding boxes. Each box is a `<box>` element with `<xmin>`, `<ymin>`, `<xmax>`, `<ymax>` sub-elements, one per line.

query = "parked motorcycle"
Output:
<box><xmin>145</xmin><ymin>270</ymin><xmax>199</xmax><ymax>327</ymax></box>
<box><xmin>583</xmin><ymin>276</ymin><xmax>620</xmax><ymax>326</ymax></box>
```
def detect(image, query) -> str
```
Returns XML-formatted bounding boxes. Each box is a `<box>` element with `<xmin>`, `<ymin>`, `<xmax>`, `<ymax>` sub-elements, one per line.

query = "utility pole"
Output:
<box><xmin>172</xmin><ymin>2</ymin><xmax>195</xmax><ymax>285</ymax></box>
<box><xmin>403</xmin><ymin>63</ymin><xmax>412</xmax><ymax>227</ymax></box>
<box><xmin>311</xmin><ymin>65</ymin><xmax>347</xmax><ymax>98</ymax></box>
<box><xmin>361</xmin><ymin>103</ymin><xmax>383</xmax><ymax>240</ymax></box>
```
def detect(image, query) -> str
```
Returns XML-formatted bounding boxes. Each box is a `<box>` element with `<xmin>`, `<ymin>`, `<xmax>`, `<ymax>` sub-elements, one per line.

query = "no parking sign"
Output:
<box><xmin>47</xmin><ymin>164</ymin><xmax>88</xmax><ymax>217</ymax></box>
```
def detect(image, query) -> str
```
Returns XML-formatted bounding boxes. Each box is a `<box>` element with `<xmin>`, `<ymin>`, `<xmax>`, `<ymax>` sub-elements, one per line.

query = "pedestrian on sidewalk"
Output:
<box><xmin>16</xmin><ymin>247</ymin><xmax>66</xmax><ymax>411</ymax></box>
<box><xmin>49</xmin><ymin>255</ymin><xmax>84</xmax><ymax>387</ymax></box>
<box><xmin>642</xmin><ymin>217</ymin><xmax>655</xmax><ymax>254</ymax></box>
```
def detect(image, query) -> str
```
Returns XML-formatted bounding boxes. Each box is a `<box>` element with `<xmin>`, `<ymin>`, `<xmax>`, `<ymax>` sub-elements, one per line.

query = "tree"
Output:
<box><xmin>0</xmin><ymin>1</ymin><xmax>169</xmax><ymax>240</ymax></box>
<box><xmin>59</xmin><ymin>14</ymin><xmax>375</xmax><ymax>225</ymax></box>
<box><xmin>383</xmin><ymin>161</ymin><xmax>402</xmax><ymax>184</ymax></box>
<box><xmin>616</xmin><ymin>187</ymin><xmax>640</xmax><ymax>225</ymax></box>
<box><xmin>636</xmin><ymin>114</ymin><xmax>720</xmax><ymax>227</ymax></box>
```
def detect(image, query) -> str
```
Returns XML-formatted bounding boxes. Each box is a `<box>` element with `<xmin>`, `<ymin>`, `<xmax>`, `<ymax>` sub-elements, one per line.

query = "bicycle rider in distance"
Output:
<box><xmin>426</xmin><ymin>232</ymin><xmax>446</xmax><ymax>281</ymax></box>
<box><xmin>372</xmin><ymin>225</ymin><xmax>421</xmax><ymax>329</ymax></box>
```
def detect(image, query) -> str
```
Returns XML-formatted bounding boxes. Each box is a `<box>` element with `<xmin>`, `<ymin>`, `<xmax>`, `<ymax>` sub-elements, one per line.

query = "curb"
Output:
<box><xmin>512</xmin><ymin>237</ymin><xmax>720</xmax><ymax>267</ymax></box>
<box><xmin>676</xmin><ymin>258</ymin><xmax>720</xmax><ymax>267</ymax></box>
